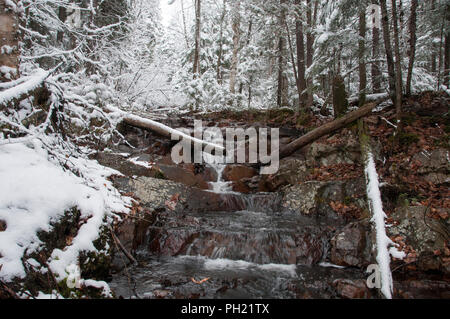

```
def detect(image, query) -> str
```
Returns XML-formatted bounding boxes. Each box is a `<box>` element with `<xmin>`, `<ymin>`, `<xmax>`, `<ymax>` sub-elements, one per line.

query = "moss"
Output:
<box><xmin>397</xmin><ymin>132</ymin><xmax>420</xmax><ymax>146</ymax></box>
<box><xmin>37</xmin><ymin>207</ymin><xmax>81</xmax><ymax>257</ymax></box>
<box><xmin>296</xmin><ymin>111</ymin><xmax>313</xmax><ymax>127</ymax></box>
<box><xmin>79</xmin><ymin>224</ymin><xmax>113</xmax><ymax>281</ymax></box>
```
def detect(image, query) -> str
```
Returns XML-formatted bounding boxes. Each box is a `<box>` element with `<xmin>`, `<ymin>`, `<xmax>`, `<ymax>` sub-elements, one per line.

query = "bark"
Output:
<box><xmin>391</xmin><ymin>0</ymin><xmax>403</xmax><ymax>126</ymax></box>
<box><xmin>229</xmin><ymin>0</ymin><xmax>241</xmax><ymax>94</ymax></box>
<box><xmin>406</xmin><ymin>0</ymin><xmax>417</xmax><ymax>96</ymax></box>
<box><xmin>445</xmin><ymin>3</ymin><xmax>450</xmax><ymax>88</ymax></box>
<box><xmin>295</xmin><ymin>0</ymin><xmax>307</xmax><ymax>108</ymax></box>
<box><xmin>57</xmin><ymin>6</ymin><xmax>67</xmax><ymax>43</ymax></box>
<box><xmin>280</xmin><ymin>97</ymin><xmax>390</xmax><ymax>159</ymax></box>
<box><xmin>216</xmin><ymin>0</ymin><xmax>226</xmax><ymax>83</ymax></box>
<box><xmin>379</xmin><ymin>0</ymin><xmax>397</xmax><ymax>105</ymax></box>
<box><xmin>193</xmin><ymin>0</ymin><xmax>201</xmax><ymax>77</ymax></box>
<box><xmin>180</xmin><ymin>0</ymin><xmax>190</xmax><ymax>49</ymax></box>
<box><xmin>371</xmin><ymin>1</ymin><xmax>382</xmax><ymax>93</ymax></box>
<box><xmin>305</xmin><ymin>0</ymin><xmax>315</xmax><ymax>108</ymax></box>
<box><xmin>117</xmin><ymin>111</ymin><xmax>225</xmax><ymax>151</ymax></box>
<box><xmin>277</xmin><ymin>0</ymin><xmax>288</xmax><ymax>107</ymax></box>
<box><xmin>430</xmin><ymin>0</ymin><xmax>437</xmax><ymax>74</ymax></box>
<box><xmin>359</xmin><ymin>5</ymin><xmax>367</xmax><ymax>107</ymax></box>
<box><xmin>0</xmin><ymin>0</ymin><xmax>20</xmax><ymax>82</ymax></box>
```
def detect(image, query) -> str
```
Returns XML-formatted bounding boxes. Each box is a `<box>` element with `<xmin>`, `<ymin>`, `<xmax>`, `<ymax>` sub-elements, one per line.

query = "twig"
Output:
<box><xmin>108</xmin><ymin>226</ymin><xmax>137</xmax><ymax>265</ymax></box>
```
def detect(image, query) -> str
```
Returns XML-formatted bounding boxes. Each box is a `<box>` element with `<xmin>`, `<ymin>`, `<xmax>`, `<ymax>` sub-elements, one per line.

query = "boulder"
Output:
<box><xmin>223</xmin><ymin>165</ymin><xmax>258</xmax><ymax>182</ymax></box>
<box><xmin>281</xmin><ymin>179</ymin><xmax>367</xmax><ymax>224</ymax></box>
<box><xmin>0</xmin><ymin>219</ymin><xmax>6</xmax><ymax>232</ymax></box>
<box><xmin>333</xmin><ymin>279</ymin><xmax>372</xmax><ymax>299</ymax></box>
<box><xmin>259</xmin><ymin>157</ymin><xmax>309</xmax><ymax>192</ymax></box>
<box><xmin>411</xmin><ymin>148</ymin><xmax>450</xmax><ymax>185</ymax></box>
<box><xmin>330</xmin><ymin>220</ymin><xmax>373</xmax><ymax>267</ymax></box>
<box><xmin>388</xmin><ymin>206</ymin><xmax>450</xmax><ymax>274</ymax></box>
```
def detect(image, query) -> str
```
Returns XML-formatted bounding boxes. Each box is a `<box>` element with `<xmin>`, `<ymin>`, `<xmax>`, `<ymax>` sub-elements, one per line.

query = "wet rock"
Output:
<box><xmin>0</xmin><ymin>219</ymin><xmax>6</xmax><ymax>232</ymax></box>
<box><xmin>333</xmin><ymin>279</ymin><xmax>372</xmax><ymax>299</ymax></box>
<box><xmin>157</xmin><ymin>164</ymin><xmax>210</xmax><ymax>190</ymax></box>
<box><xmin>330</xmin><ymin>220</ymin><xmax>373</xmax><ymax>267</ymax></box>
<box><xmin>259</xmin><ymin>157</ymin><xmax>309</xmax><ymax>192</ymax></box>
<box><xmin>223</xmin><ymin>165</ymin><xmax>258</xmax><ymax>182</ymax></box>
<box><xmin>146</xmin><ymin>211</ymin><xmax>327</xmax><ymax>265</ymax></box>
<box><xmin>389</xmin><ymin>206</ymin><xmax>449</xmax><ymax>274</ymax></box>
<box><xmin>282</xmin><ymin>181</ymin><xmax>325</xmax><ymax>216</ymax></box>
<box><xmin>113</xmin><ymin>176</ymin><xmax>249</xmax><ymax>213</ymax></box>
<box><xmin>281</xmin><ymin>179</ymin><xmax>366</xmax><ymax>224</ymax></box>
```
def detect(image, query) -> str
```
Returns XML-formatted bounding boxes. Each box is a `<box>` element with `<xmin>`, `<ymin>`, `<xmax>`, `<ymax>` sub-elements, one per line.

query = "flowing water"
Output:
<box><xmin>109</xmin><ymin>137</ymin><xmax>367</xmax><ymax>299</ymax></box>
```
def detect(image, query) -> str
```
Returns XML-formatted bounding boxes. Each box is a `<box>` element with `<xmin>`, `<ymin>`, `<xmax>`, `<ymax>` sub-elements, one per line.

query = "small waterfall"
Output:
<box><xmin>202</xmin><ymin>128</ymin><xmax>233</xmax><ymax>193</ymax></box>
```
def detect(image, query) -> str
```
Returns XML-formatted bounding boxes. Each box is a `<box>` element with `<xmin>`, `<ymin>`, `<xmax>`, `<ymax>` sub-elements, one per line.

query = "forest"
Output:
<box><xmin>0</xmin><ymin>0</ymin><xmax>449</xmax><ymax>300</ymax></box>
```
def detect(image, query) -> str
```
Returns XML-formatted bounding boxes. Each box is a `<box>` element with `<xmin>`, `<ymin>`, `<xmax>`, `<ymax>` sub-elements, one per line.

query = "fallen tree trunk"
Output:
<box><xmin>279</xmin><ymin>97</ymin><xmax>389</xmax><ymax>159</ymax></box>
<box><xmin>105</xmin><ymin>106</ymin><xmax>225</xmax><ymax>151</ymax></box>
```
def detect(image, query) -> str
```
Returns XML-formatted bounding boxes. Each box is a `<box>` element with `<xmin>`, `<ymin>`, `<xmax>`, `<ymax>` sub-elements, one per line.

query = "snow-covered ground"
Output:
<box><xmin>0</xmin><ymin>138</ymin><xmax>131</xmax><ymax>292</ymax></box>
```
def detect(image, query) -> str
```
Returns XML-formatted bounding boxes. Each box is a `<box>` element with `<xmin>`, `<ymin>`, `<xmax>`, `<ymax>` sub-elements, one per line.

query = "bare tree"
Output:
<box><xmin>295</xmin><ymin>0</ymin><xmax>307</xmax><ymax>109</ymax></box>
<box><xmin>391</xmin><ymin>0</ymin><xmax>403</xmax><ymax>126</ymax></box>
<box><xmin>216</xmin><ymin>0</ymin><xmax>227</xmax><ymax>83</ymax></box>
<box><xmin>371</xmin><ymin>0</ymin><xmax>382</xmax><ymax>93</ymax></box>
<box><xmin>406</xmin><ymin>0</ymin><xmax>417</xmax><ymax>96</ymax></box>
<box><xmin>229</xmin><ymin>0</ymin><xmax>241</xmax><ymax>94</ymax></box>
<box><xmin>379</xmin><ymin>0</ymin><xmax>397</xmax><ymax>108</ymax></box>
<box><xmin>277</xmin><ymin>0</ymin><xmax>288</xmax><ymax>107</ymax></box>
<box><xmin>193</xmin><ymin>0</ymin><xmax>201</xmax><ymax>77</ymax></box>
<box><xmin>359</xmin><ymin>2</ymin><xmax>367</xmax><ymax>106</ymax></box>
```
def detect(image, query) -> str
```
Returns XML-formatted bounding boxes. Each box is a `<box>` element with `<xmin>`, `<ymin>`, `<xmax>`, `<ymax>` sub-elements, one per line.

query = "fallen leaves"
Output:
<box><xmin>165</xmin><ymin>193</ymin><xmax>180</xmax><ymax>211</ymax></box>
<box><xmin>191</xmin><ymin>277</ymin><xmax>210</xmax><ymax>285</ymax></box>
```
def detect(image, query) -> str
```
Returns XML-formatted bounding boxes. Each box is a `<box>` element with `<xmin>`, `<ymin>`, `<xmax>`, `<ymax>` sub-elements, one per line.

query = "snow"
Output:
<box><xmin>0</xmin><ymin>70</ymin><xmax>48</xmax><ymax>105</ymax></box>
<box><xmin>128</xmin><ymin>157</ymin><xmax>153</xmax><ymax>169</ymax></box>
<box><xmin>0</xmin><ymin>139</ymin><xmax>130</xmax><ymax>282</ymax></box>
<box><xmin>364</xmin><ymin>151</ymin><xmax>394</xmax><ymax>299</ymax></box>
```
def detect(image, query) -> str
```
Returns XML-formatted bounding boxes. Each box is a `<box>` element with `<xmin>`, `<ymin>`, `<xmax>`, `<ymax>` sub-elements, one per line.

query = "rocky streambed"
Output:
<box><xmin>97</xmin><ymin>112</ymin><xmax>449</xmax><ymax>299</ymax></box>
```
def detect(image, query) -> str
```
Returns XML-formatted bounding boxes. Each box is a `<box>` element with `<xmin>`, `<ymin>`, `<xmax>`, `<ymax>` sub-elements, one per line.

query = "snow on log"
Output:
<box><xmin>363</xmin><ymin>149</ymin><xmax>394</xmax><ymax>299</ymax></box>
<box><xmin>105</xmin><ymin>105</ymin><xmax>225</xmax><ymax>151</ymax></box>
<box><xmin>0</xmin><ymin>69</ymin><xmax>49</xmax><ymax>106</ymax></box>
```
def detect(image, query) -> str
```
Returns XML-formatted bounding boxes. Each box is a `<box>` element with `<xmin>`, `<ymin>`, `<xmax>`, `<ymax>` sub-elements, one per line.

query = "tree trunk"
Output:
<box><xmin>0</xmin><ymin>0</ymin><xmax>20</xmax><ymax>82</ymax></box>
<box><xmin>359</xmin><ymin>5</ymin><xmax>367</xmax><ymax>107</ymax></box>
<box><xmin>406</xmin><ymin>0</ymin><xmax>417</xmax><ymax>96</ymax></box>
<box><xmin>280</xmin><ymin>97</ymin><xmax>390</xmax><ymax>159</ymax></box>
<box><xmin>379</xmin><ymin>0</ymin><xmax>397</xmax><ymax>106</ymax></box>
<box><xmin>295</xmin><ymin>0</ymin><xmax>307</xmax><ymax>109</ymax></box>
<box><xmin>193</xmin><ymin>0</ymin><xmax>201</xmax><ymax>77</ymax></box>
<box><xmin>391</xmin><ymin>0</ymin><xmax>403</xmax><ymax>127</ymax></box>
<box><xmin>216</xmin><ymin>0</ymin><xmax>226</xmax><ymax>83</ymax></box>
<box><xmin>371</xmin><ymin>1</ymin><xmax>382</xmax><ymax>94</ymax></box>
<box><xmin>57</xmin><ymin>6</ymin><xmax>67</xmax><ymax>44</ymax></box>
<box><xmin>445</xmin><ymin>2</ymin><xmax>450</xmax><ymax>88</ymax></box>
<box><xmin>306</xmin><ymin>0</ymin><xmax>315</xmax><ymax>108</ymax></box>
<box><xmin>181</xmin><ymin>0</ymin><xmax>190</xmax><ymax>49</ymax></box>
<box><xmin>430</xmin><ymin>0</ymin><xmax>437</xmax><ymax>74</ymax></box>
<box><xmin>277</xmin><ymin>0</ymin><xmax>288</xmax><ymax>107</ymax></box>
<box><xmin>229</xmin><ymin>0</ymin><xmax>240</xmax><ymax>94</ymax></box>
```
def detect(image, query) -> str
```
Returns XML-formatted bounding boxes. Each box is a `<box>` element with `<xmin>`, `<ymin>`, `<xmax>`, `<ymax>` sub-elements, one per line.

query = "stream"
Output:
<box><xmin>109</xmin><ymin>133</ymin><xmax>368</xmax><ymax>299</ymax></box>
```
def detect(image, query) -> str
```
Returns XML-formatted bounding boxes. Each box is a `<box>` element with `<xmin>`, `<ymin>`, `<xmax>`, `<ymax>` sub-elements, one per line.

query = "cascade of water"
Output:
<box><xmin>202</xmin><ymin>128</ymin><xmax>232</xmax><ymax>193</ymax></box>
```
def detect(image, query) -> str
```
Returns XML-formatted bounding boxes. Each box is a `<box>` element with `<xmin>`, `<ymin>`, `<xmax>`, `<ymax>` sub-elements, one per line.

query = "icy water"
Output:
<box><xmin>109</xmin><ymin>142</ymin><xmax>367</xmax><ymax>299</ymax></box>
